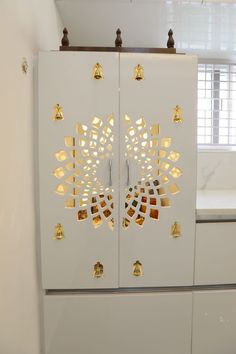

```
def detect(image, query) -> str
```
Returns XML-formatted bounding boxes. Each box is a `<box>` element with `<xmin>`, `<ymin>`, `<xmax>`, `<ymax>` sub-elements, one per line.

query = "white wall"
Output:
<box><xmin>0</xmin><ymin>1</ymin><xmax>62</xmax><ymax>354</ymax></box>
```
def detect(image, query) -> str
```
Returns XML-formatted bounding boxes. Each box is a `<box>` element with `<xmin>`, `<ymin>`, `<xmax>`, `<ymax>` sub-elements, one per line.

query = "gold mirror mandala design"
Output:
<box><xmin>123</xmin><ymin>114</ymin><xmax>182</xmax><ymax>229</ymax></box>
<box><xmin>54</xmin><ymin>114</ymin><xmax>115</xmax><ymax>230</ymax></box>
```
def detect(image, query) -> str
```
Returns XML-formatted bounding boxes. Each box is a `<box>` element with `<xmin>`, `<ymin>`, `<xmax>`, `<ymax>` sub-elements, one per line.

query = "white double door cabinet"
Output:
<box><xmin>38</xmin><ymin>51</ymin><xmax>197</xmax><ymax>289</ymax></box>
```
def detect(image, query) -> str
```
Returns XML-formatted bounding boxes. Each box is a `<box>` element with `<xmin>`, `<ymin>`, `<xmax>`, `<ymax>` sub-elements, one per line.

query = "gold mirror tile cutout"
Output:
<box><xmin>54</xmin><ymin>114</ymin><xmax>115</xmax><ymax>230</ymax></box>
<box><xmin>53</xmin><ymin>112</ymin><xmax>183</xmax><ymax>231</ymax></box>
<box><xmin>123</xmin><ymin>114</ymin><xmax>182</xmax><ymax>229</ymax></box>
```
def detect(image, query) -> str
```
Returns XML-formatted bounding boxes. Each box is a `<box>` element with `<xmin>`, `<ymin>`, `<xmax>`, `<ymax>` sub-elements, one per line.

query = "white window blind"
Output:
<box><xmin>198</xmin><ymin>63</ymin><xmax>236</xmax><ymax>146</ymax></box>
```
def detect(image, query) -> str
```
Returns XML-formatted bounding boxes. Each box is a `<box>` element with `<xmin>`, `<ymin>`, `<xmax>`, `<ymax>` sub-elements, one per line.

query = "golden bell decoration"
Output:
<box><xmin>171</xmin><ymin>221</ymin><xmax>181</xmax><ymax>238</ymax></box>
<box><xmin>52</xmin><ymin>104</ymin><xmax>64</xmax><ymax>121</ymax></box>
<box><xmin>134</xmin><ymin>64</ymin><xmax>144</xmax><ymax>81</ymax></box>
<box><xmin>132</xmin><ymin>260</ymin><xmax>143</xmax><ymax>277</ymax></box>
<box><xmin>172</xmin><ymin>105</ymin><xmax>183</xmax><ymax>123</ymax></box>
<box><xmin>93</xmin><ymin>261</ymin><xmax>104</xmax><ymax>278</ymax></box>
<box><xmin>54</xmin><ymin>223</ymin><xmax>65</xmax><ymax>240</ymax></box>
<box><xmin>93</xmin><ymin>63</ymin><xmax>104</xmax><ymax>80</ymax></box>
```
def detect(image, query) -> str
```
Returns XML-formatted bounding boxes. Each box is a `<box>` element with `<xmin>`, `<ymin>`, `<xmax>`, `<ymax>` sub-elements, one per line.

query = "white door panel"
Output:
<box><xmin>195</xmin><ymin>223</ymin><xmax>236</xmax><ymax>285</ymax></box>
<box><xmin>39</xmin><ymin>52</ymin><xmax>119</xmax><ymax>289</ymax></box>
<box><xmin>119</xmin><ymin>54</ymin><xmax>197</xmax><ymax>286</ymax></box>
<box><xmin>44</xmin><ymin>292</ymin><xmax>192</xmax><ymax>354</ymax></box>
<box><xmin>192</xmin><ymin>290</ymin><xmax>236</xmax><ymax>354</ymax></box>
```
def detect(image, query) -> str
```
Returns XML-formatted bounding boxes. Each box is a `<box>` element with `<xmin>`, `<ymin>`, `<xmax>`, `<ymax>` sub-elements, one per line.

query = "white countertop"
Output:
<box><xmin>197</xmin><ymin>190</ymin><xmax>236</xmax><ymax>220</ymax></box>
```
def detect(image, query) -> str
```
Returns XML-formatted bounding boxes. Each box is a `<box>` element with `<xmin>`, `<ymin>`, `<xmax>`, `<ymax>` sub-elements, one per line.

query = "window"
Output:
<box><xmin>198</xmin><ymin>63</ymin><xmax>236</xmax><ymax>147</ymax></box>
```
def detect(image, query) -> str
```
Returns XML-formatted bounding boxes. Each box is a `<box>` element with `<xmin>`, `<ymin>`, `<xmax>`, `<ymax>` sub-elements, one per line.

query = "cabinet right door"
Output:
<box><xmin>119</xmin><ymin>53</ymin><xmax>198</xmax><ymax>287</ymax></box>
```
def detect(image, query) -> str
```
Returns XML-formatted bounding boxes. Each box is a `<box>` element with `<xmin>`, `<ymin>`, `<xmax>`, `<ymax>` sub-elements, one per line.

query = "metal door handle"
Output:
<box><xmin>108</xmin><ymin>159</ymin><xmax>112</xmax><ymax>187</ymax></box>
<box><xmin>126</xmin><ymin>159</ymin><xmax>130</xmax><ymax>186</ymax></box>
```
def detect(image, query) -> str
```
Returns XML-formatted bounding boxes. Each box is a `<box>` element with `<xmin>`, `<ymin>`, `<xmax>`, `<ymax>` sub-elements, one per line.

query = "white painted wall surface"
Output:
<box><xmin>0</xmin><ymin>1</ymin><xmax>62</xmax><ymax>354</ymax></box>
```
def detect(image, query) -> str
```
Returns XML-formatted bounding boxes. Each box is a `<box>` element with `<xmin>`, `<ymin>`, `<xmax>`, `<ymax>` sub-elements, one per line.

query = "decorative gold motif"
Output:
<box><xmin>52</xmin><ymin>104</ymin><xmax>64</xmax><ymax>121</ymax></box>
<box><xmin>171</xmin><ymin>221</ymin><xmax>181</xmax><ymax>238</ymax></box>
<box><xmin>123</xmin><ymin>115</ymin><xmax>182</xmax><ymax>229</ymax></box>
<box><xmin>172</xmin><ymin>105</ymin><xmax>183</xmax><ymax>123</ymax></box>
<box><xmin>133</xmin><ymin>261</ymin><xmax>143</xmax><ymax>276</ymax></box>
<box><xmin>134</xmin><ymin>64</ymin><xmax>144</xmax><ymax>81</ymax></box>
<box><xmin>93</xmin><ymin>262</ymin><xmax>104</xmax><ymax>278</ymax></box>
<box><xmin>93</xmin><ymin>63</ymin><xmax>104</xmax><ymax>80</ymax></box>
<box><xmin>54</xmin><ymin>223</ymin><xmax>65</xmax><ymax>240</ymax></box>
<box><xmin>54</xmin><ymin>115</ymin><xmax>114</xmax><ymax>230</ymax></box>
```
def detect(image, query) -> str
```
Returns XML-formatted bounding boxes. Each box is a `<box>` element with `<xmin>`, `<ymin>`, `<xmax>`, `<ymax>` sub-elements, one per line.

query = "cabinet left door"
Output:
<box><xmin>38</xmin><ymin>52</ymin><xmax>119</xmax><ymax>289</ymax></box>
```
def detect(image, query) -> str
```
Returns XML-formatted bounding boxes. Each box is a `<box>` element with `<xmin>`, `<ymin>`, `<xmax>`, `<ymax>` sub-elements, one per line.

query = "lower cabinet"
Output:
<box><xmin>44</xmin><ymin>289</ymin><xmax>236</xmax><ymax>354</ymax></box>
<box><xmin>192</xmin><ymin>290</ymin><xmax>236</xmax><ymax>354</ymax></box>
<box><xmin>195</xmin><ymin>222</ymin><xmax>236</xmax><ymax>285</ymax></box>
<box><xmin>44</xmin><ymin>292</ymin><xmax>192</xmax><ymax>354</ymax></box>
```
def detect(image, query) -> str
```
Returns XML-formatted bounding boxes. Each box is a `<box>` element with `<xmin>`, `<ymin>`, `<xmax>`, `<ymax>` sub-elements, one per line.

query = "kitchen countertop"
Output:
<box><xmin>196</xmin><ymin>190</ymin><xmax>236</xmax><ymax>221</ymax></box>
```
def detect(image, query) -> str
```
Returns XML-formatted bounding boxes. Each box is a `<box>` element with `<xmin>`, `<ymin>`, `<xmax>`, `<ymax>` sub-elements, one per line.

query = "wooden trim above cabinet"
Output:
<box><xmin>59</xmin><ymin>46</ymin><xmax>177</xmax><ymax>54</ymax></box>
<box><xmin>59</xmin><ymin>28</ymin><xmax>181</xmax><ymax>54</ymax></box>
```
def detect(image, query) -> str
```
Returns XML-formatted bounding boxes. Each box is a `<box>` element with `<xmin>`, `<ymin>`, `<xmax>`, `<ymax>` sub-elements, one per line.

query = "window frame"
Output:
<box><xmin>198</xmin><ymin>58</ymin><xmax>236</xmax><ymax>152</ymax></box>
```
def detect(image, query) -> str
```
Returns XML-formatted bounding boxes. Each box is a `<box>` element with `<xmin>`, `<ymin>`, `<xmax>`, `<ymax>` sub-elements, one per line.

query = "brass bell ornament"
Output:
<box><xmin>52</xmin><ymin>104</ymin><xmax>64</xmax><ymax>121</ymax></box>
<box><xmin>54</xmin><ymin>223</ymin><xmax>65</xmax><ymax>240</ymax></box>
<box><xmin>93</xmin><ymin>261</ymin><xmax>104</xmax><ymax>278</ymax></box>
<box><xmin>93</xmin><ymin>63</ymin><xmax>104</xmax><ymax>80</ymax></box>
<box><xmin>132</xmin><ymin>260</ymin><xmax>143</xmax><ymax>276</ymax></box>
<box><xmin>134</xmin><ymin>64</ymin><xmax>144</xmax><ymax>81</ymax></box>
<box><xmin>172</xmin><ymin>105</ymin><xmax>183</xmax><ymax>123</ymax></box>
<box><xmin>171</xmin><ymin>221</ymin><xmax>181</xmax><ymax>238</ymax></box>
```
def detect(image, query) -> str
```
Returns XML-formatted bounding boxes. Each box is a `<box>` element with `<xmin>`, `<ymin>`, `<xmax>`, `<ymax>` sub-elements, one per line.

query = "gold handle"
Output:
<box><xmin>171</xmin><ymin>222</ymin><xmax>181</xmax><ymax>238</ymax></box>
<box><xmin>93</xmin><ymin>63</ymin><xmax>104</xmax><ymax>80</ymax></box>
<box><xmin>54</xmin><ymin>223</ymin><xmax>65</xmax><ymax>240</ymax></box>
<box><xmin>172</xmin><ymin>105</ymin><xmax>183</xmax><ymax>123</ymax></box>
<box><xmin>133</xmin><ymin>260</ymin><xmax>143</xmax><ymax>276</ymax></box>
<box><xmin>134</xmin><ymin>64</ymin><xmax>144</xmax><ymax>81</ymax></box>
<box><xmin>52</xmin><ymin>104</ymin><xmax>64</xmax><ymax>121</ymax></box>
<box><xmin>93</xmin><ymin>262</ymin><xmax>104</xmax><ymax>278</ymax></box>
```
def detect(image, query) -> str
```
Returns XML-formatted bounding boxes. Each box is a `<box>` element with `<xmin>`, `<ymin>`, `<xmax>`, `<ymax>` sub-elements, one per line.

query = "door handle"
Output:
<box><xmin>108</xmin><ymin>159</ymin><xmax>112</xmax><ymax>187</ymax></box>
<box><xmin>126</xmin><ymin>159</ymin><xmax>130</xmax><ymax>186</ymax></box>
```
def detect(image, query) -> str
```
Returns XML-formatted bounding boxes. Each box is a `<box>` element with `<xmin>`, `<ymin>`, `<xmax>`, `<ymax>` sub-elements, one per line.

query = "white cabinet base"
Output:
<box><xmin>44</xmin><ymin>292</ymin><xmax>192</xmax><ymax>354</ymax></box>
